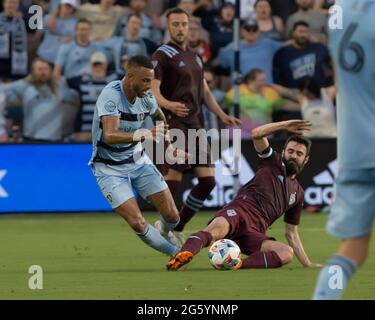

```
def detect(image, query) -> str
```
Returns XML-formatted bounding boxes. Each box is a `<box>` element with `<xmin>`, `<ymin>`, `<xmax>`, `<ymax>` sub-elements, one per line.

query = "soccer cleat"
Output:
<box><xmin>233</xmin><ymin>259</ymin><xmax>243</xmax><ymax>270</ymax></box>
<box><xmin>166</xmin><ymin>251</ymin><xmax>193</xmax><ymax>271</ymax></box>
<box><xmin>154</xmin><ymin>220</ymin><xmax>180</xmax><ymax>247</ymax></box>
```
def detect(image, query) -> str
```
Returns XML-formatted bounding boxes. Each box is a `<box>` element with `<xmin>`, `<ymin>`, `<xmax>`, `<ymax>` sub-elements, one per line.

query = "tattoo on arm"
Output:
<box><xmin>152</xmin><ymin>107</ymin><xmax>167</xmax><ymax>124</ymax></box>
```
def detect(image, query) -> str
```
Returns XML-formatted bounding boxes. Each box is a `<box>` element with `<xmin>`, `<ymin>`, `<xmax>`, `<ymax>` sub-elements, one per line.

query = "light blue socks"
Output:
<box><xmin>312</xmin><ymin>255</ymin><xmax>358</xmax><ymax>300</ymax></box>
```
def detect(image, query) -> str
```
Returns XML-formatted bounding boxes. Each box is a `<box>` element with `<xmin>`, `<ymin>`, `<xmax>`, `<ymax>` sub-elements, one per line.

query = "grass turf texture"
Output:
<box><xmin>0</xmin><ymin>212</ymin><xmax>374</xmax><ymax>300</ymax></box>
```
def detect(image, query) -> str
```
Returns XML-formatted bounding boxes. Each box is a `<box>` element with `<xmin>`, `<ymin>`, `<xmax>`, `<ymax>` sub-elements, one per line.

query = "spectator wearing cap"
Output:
<box><xmin>102</xmin><ymin>13</ymin><xmax>148</xmax><ymax>76</ymax></box>
<box><xmin>205</xmin><ymin>2</ymin><xmax>235</xmax><ymax>58</ymax></box>
<box><xmin>49</xmin><ymin>0</ymin><xmax>81</xmax><ymax>12</ymax></box>
<box><xmin>273</xmin><ymin>21</ymin><xmax>333</xmax><ymax>90</ymax></box>
<box><xmin>66</xmin><ymin>51</ymin><xmax>117</xmax><ymax>141</ymax></box>
<box><xmin>0</xmin><ymin>0</ymin><xmax>29</xmax><ymax>82</ymax></box>
<box><xmin>53</xmin><ymin>18</ymin><xmax>104</xmax><ymax>79</ymax></box>
<box><xmin>215</xmin><ymin>18</ymin><xmax>284</xmax><ymax>84</ymax></box>
<box><xmin>254</xmin><ymin>0</ymin><xmax>284</xmax><ymax>41</ymax></box>
<box><xmin>114</xmin><ymin>0</ymin><xmax>163</xmax><ymax>45</ymax></box>
<box><xmin>188</xmin><ymin>18</ymin><xmax>211</xmax><ymax>64</ymax></box>
<box><xmin>285</xmin><ymin>0</ymin><xmax>328</xmax><ymax>44</ymax></box>
<box><xmin>78</xmin><ymin>0</ymin><xmax>127</xmax><ymax>41</ymax></box>
<box><xmin>37</xmin><ymin>0</ymin><xmax>78</xmax><ymax>66</ymax></box>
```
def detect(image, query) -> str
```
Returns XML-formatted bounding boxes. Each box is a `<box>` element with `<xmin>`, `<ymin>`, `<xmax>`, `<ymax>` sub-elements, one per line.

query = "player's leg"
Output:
<box><xmin>147</xmin><ymin>188</ymin><xmax>181</xmax><ymax>245</ymax></box>
<box><xmin>166</xmin><ymin>217</ymin><xmax>230</xmax><ymax>270</ymax></box>
<box><xmin>93</xmin><ymin>167</ymin><xmax>179</xmax><ymax>257</ymax></box>
<box><xmin>164</xmin><ymin>168</ymin><xmax>183</xmax><ymax>200</ymax></box>
<box><xmin>133</xmin><ymin>161</ymin><xmax>180</xmax><ymax>245</ymax></box>
<box><xmin>313</xmin><ymin>169</ymin><xmax>375</xmax><ymax>299</ymax></box>
<box><xmin>237</xmin><ymin>233</ymin><xmax>291</xmax><ymax>269</ymax></box>
<box><xmin>174</xmin><ymin>166</ymin><xmax>216</xmax><ymax>232</ymax></box>
<box><xmin>115</xmin><ymin>198</ymin><xmax>179</xmax><ymax>256</ymax></box>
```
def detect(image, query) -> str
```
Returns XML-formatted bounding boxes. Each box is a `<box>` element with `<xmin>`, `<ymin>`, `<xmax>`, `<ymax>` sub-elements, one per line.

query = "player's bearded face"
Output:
<box><xmin>282</xmin><ymin>143</ymin><xmax>308</xmax><ymax>176</ymax></box>
<box><xmin>282</xmin><ymin>157</ymin><xmax>305</xmax><ymax>176</ymax></box>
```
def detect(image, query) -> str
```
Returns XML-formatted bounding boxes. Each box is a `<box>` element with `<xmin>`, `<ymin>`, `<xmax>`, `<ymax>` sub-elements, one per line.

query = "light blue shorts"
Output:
<box><xmin>326</xmin><ymin>168</ymin><xmax>375</xmax><ymax>239</ymax></box>
<box><xmin>92</xmin><ymin>158</ymin><xmax>168</xmax><ymax>209</ymax></box>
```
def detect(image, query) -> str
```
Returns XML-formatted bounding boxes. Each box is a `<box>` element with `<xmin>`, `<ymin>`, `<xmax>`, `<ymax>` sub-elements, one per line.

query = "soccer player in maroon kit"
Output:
<box><xmin>167</xmin><ymin>120</ymin><xmax>322</xmax><ymax>270</ymax></box>
<box><xmin>151</xmin><ymin>7</ymin><xmax>241</xmax><ymax>243</ymax></box>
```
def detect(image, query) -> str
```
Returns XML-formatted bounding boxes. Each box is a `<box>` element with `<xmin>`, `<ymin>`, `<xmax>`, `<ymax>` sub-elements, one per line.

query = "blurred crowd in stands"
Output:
<box><xmin>0</xmin><ymin>0</ymin><xmax>337</xmax><ymax>143</ymax></box>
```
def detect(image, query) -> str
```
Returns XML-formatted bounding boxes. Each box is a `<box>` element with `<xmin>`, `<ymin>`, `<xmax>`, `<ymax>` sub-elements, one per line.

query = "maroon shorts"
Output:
<box><xmin>163</xmin><ymin>126</ymin><xmax>214</xmax><ymax>174</ymax></box>
<box><xmin>214</xmin><ymin>200</ymin><xmax>276</xmax><ymax>255</ymax></box>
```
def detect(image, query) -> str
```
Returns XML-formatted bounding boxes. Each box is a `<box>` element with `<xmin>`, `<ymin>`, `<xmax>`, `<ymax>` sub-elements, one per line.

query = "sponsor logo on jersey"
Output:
<box><xmin>179</xmin><ymin>61</ymin><xmax>186</xmax><ymax>67</ymax></box>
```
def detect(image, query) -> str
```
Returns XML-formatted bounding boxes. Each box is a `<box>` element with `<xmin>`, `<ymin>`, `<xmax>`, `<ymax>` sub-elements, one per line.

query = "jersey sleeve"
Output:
<box><xmin>96</xmin><ymin>87</ymin><xmax>121</xmax><ymax>118</ymax></box>
<box><xmin>257</xmin><ymin>148</ymin><xmax>284</xmax><ymax>168</ymax></box>
<box><xmin>151</xmin><ymin>49</ymin><xmax>169</xmax><ymax>81</ymax></box>
<box><xmin>284</xmin><ymin>189</ymin><xmax>304</xmax><ymax>225</ymax></box>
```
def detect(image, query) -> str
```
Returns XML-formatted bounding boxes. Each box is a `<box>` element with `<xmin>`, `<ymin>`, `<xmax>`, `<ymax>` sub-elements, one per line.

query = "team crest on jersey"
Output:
<box><xmin>104</xmin><ymin>100</ymin><xmax>116</xmax><ymax>113</ymax></box>
<box><xmin>137</xmin><ymin>112</ymin><xmax>145</xmax><ymax>121</ymax></box>
<box><xmin>289</xmin><ymin>192</ymin><xmax>296</xmax><ymax>205</ymax></box>
<box><xmin>195</xmin><ymin>55</ymin><xmax>203</xmax><ymax>68</ymax></box>
<box><xmin>226</xmin><ymin>209</ymin><xmax>237</xmax><ymax>217</ymax></box>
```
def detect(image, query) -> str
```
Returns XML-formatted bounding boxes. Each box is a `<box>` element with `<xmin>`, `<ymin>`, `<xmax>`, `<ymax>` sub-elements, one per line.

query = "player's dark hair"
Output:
<box><xmin>284</xmin><ymin>135</ymin><xmax>312</xmax><ymax>155</ymax></box>
<box><xmin>126</xmin><ymin>55</ymin><xmax>154</xmax><ymax>70</ymax></box>
<box><xmin>293</xmin><ymin>20</ymin><xmax>310</xmax><ymax>31</ymax></box>
<box><xmin>166</xmin><ymin>7</ymin><xmax>190</xmax><ymax>20</ymax></box>
<box><xmin>244</xmin><ymin>68</ymin><xmax>264</xmax><ymax>83</ymax></box>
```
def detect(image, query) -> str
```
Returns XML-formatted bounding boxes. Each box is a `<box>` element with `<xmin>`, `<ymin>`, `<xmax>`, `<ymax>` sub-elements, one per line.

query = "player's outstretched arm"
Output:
<box><xmin>251</xmin><ymin>120</ymin><xmax>311</xmax><ymax>153</ymax></box>
<box><xmin>285</xmin><ymin>223</ymin><xmax>322</xmax><ymax>268</ymax></box>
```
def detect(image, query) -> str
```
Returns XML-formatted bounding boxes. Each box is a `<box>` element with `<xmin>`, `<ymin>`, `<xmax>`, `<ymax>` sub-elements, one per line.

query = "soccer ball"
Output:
<box><xmin>208</xmin><ymin>239</ymin><xmax>242</xmax><ymax>270</ymax></box>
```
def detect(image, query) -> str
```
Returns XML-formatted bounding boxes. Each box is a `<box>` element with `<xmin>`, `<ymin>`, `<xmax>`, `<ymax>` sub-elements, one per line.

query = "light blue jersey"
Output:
<box><xmin>326</xmin><ymin>0</ymin><xmax>375</xmax><ymax>240</ymax></box>
<box><xmin>90</xmin><ymin>80</ymin><xmax>158</xmax><ymax>165</ymax></box>
<box><xmin>328</xmin><ymin>0</ymin><xmax>375</xmax><ymax>170</ymax></box>
<box><xmin>90</xmin><ymin>80</ymin><xmax>166</xmax><ymax>208</ymax></box>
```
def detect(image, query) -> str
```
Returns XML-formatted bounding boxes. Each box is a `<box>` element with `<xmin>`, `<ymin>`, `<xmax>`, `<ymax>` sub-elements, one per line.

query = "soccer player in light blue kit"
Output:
<box><xmin>90</xmin><ymin>55</ymin><xmax>183</xmax><ymax>257</ymax></box>
<box><xmin>313</xmin><ymin>0</ymin><xmax>375</xmax><ymax>299</ymax></box>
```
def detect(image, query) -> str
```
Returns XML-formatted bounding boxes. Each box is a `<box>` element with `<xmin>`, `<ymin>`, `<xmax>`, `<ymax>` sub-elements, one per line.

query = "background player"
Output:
<box><xmin>313</xmin><ymin>0</ymin><xmax>375</xmax><ymax>299</ymax></box>
<box><xmin>90</xmin><ymin>55</ymin><xmax>185</xmax><ymax>257</ymax></box>
<box><xmin>167</xmin><ymin>120</ymin><xmax>322</xmax><ymax>271</ymax></box>
<box><xmin>151</xmin><ymin>7</ymin><xmax>241</xmax><ymax>242</ymax></box>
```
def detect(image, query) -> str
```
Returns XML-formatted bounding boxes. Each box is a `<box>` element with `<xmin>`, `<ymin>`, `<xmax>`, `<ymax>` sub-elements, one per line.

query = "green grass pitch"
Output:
<box><xmin>0</xmin><ymin>212</ymin><xmax>374</xmax><ymax>300</ymax></box>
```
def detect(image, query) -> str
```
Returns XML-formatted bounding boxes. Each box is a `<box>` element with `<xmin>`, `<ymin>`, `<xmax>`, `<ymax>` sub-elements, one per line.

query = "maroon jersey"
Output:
<box><xmin>235</xmin><ymin>148</ymin><xmax>305</xmax><ymax>232</ymax></box>
<box><xmin>152</xmin><ymin>42</ymin><xmax>205</xmax><ymax>129</ymax></box>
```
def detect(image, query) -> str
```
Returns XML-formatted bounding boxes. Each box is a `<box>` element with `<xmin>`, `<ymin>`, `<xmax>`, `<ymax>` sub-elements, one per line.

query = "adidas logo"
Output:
<box><xmin>179</xmin><ymin>61</ymin><xmax>186</xmax><ymax>67</ymax></box>
<box><xmin>305</xmin><ymin>160</ymin><xmax>337</xmax><ymax>206</ymax></box>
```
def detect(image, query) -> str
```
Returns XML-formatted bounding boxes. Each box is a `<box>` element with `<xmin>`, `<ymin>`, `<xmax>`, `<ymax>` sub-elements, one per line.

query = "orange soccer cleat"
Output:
<box><xmin>166</xmin><ymin>251</ymin><xmax>194</xmax><ymax>271</ymax></box>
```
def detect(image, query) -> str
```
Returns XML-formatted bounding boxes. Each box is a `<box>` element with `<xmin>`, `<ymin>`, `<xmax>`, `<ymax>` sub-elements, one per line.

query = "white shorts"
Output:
<box><xmin>327</xmin><ymin>168</ymin><xmax>375</xmax><ymax>239</ymax></box>
<box><xmin>92</xmin><ymin>158</ymin><xmax>168</xmax><ymax>209</ymax></box>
